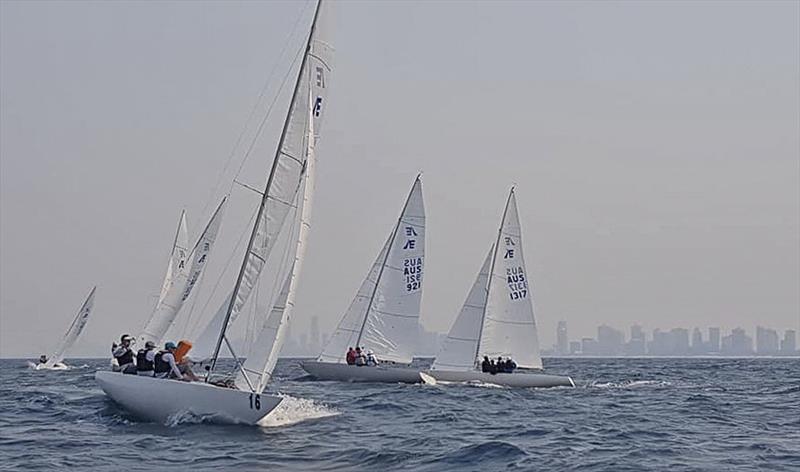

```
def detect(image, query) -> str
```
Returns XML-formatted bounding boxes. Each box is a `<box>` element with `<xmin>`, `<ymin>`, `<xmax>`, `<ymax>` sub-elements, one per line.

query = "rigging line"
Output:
<box><xmin>193</xmin><ymin>2</ymin><xmax>313</xmax><ymax>230</ymax></box>
<box><xmin>181</xmin><ymin>204</ymin><xmax>260</xmax><ymax>338</ymax></box>
<box><xmin>230</xmin><ymin>41</ymin><xmax>306</xmax><ymax>190</ymax></box>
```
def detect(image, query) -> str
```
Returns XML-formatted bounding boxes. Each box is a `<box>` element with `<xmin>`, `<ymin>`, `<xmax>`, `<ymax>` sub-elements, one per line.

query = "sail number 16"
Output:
<box><xmin>249</xmin><ymin>393</ymin><xmax>261</xmax><ymax>410</ymax></box>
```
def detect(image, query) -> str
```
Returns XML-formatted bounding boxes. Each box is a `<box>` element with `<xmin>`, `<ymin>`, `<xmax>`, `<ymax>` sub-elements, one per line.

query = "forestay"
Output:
<box><xmin>479</xmin><ymin>189</ymin><xmax>542</xmax><ymax>369</ymax></box>
<box><xmin>46</xmin><ymin>286</ymin><xmax>97</xmax><ymax>367</ymax></box>
<box><xmin>139</xmin><ymin>199</ymin><xmax>226</xmax><ymax>347</ymax></box>
<box><xmin>318</xmin><ymin>177</ymin><xmax>425</xmax><ymax>364</ymax></box>
<box><xmin>430</xmin><ymin>248</ymin><xmax>492</xmax><ymax>371</ymax></box>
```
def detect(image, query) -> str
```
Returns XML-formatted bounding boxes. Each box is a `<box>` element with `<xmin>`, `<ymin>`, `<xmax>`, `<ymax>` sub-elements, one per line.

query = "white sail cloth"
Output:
<box><xmin>432</xmin><ymin>189</ymin><xmax>543</xmax><ymax>372</ymax></box>
<box><xmin>480</xmin><ymin>190</ymin><xmax>542</xmax><ymax>369</ymax></box>
<box><xmin>236</xmin><ymin>109</ymin><xmax>316</xmax><ymax>392</ymax></box>
<box><xmin>137</xmin><ymin>212</ymin><xmax>189</xmax><ymax>347</ymax></box>
<box><xmin>431</xmin><ymin>248</ymin><xmax>492</xmax><ymax>371</ymax></box>
<box><xmin>46</xmin><ymin>286</ymin><xmax>96</xmax><ymax>367</ymax></box>
<box><xmin>192</xmin><ymin>2</ymin><xmax>334</xmax><ymax>366</ymax></box>
<box><xmin>138</xmin><ymin>199</ymin><xmax>226</xmax><ymax>348</ymax></box>
<box><xmin>318</xmin><ymin>177</ymin><xmax>425</xmax><ymax>364</ymax></box>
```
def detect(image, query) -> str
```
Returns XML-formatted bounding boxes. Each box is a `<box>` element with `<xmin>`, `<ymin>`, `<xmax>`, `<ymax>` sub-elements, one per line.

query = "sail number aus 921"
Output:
<box><xmin>249</xmin><ymin>393</ymin><xmax>261</xmax><ymax>410</ymax></box>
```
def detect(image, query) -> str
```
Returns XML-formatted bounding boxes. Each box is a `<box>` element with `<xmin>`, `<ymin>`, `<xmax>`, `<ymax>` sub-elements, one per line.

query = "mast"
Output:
<box><xmin>209</xmin><ymin>0</ymin><xmax>324</xmax><ymax>373</ymax></box>
<box><xmin>473</xmin><ymin>186</ymin><xmax>514</xmax><ymax>368</ymax></box>
<box><xmin>354</xmin><ymin>174</ymin><xmax>421</xmax><ymax>348</ymax></box>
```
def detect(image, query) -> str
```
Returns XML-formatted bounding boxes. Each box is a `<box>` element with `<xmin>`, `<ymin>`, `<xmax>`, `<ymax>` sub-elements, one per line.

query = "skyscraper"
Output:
<box><xmin>626</xmin><ymin>324</ymin><xmax>646</xmax><ymax>355</ymax></box>
<box><xmin>597</xmin><ymin>325</ymin><xmax>625</xmax><ymax>355</ymax></box>
<box><xmin>708</xmin><ymin>327</ymin><xmax>721</xmax><ymax>353</ymax></box>
<box><xmin>556</xmin><ymin>321</ymin><xmax>568</xmax><ymax>356</ymax></box>
<box><xmin>780</xmin><ymin>330</ymin><xmax>796</xmax><ymax>355</ymax></box>
<box><xmin>756</xmin><ymin>326</ymin><xmax>780</xmax><ymax>355</ymax></box>
<box><xmin>691</xmin><ymin>328</ymin><xmax>704</xmax><ymax>354</ymax></box>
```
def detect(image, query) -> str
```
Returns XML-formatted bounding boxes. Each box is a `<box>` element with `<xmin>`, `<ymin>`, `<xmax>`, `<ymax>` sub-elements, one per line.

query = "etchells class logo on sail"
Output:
<box><xmin>403</xmin><ymin>225</ymin><xmax>422</xmax><ymax>292</ymax></box>
<box><xmin>503</xmin><ymin>236</ymin><xmax>527</xmax><ymax>300</ymax></box>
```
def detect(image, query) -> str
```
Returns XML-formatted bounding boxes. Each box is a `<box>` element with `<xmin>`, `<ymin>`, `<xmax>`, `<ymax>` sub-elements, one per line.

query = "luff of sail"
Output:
<box><xmin>46</xmin><ymin>286</ymin><xmax>97</xmax><ymax>367</ymax></box>
<box><xmin>431</xmin><ymin>248</ymin><xmax>493</xmax><ymax>371</ymax></box>
<box><xmin>208</xmin><ymin>0</ymin><xmax>333</xmax><ymax>372</ymax></box>
<box><xmin>138</xmin><ymin>198</ymin><xmax>227</xmax><ymax>348</ymax></box>
<box><xmin>235</xmin><ymin>97</ymin><xmax>317</xmax><ymax>392</ymax></box>
<box><xmin>318</xmin><ymin>177</ymin><xmax>425</xmax><ymax>365</ymax></box>
<box><xmin>479</xmin><ymin>189</ymin><xmax>542</xmax><ymax>369</ymax></box>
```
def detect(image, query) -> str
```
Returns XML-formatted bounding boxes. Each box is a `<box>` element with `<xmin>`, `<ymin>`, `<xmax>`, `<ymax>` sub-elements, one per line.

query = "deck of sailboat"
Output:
<box><xmin>301</xmin><ymin>360</ymin><xmax>424</xmax><ymax>384</ymax></box>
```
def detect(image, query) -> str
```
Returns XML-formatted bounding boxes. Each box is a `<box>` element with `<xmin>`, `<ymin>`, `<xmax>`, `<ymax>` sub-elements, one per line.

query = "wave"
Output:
<box><xmin>258</xmin><ymin>394</ymin><xmax>339</xmax><ymax>428</ymax></box>
<box><xmin>589</xmin><ymin>380</ymin><xmax>671</xmax><ymax>389</ymax></box>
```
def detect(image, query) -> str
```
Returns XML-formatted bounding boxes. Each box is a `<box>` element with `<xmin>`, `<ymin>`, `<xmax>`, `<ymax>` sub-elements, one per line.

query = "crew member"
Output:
<box><xmin>154</xmin><ymin>342</ymin><xmax>185</xmax><ymax>380</ymax></box>
<box><xmin>112</xmin><ymin>334</ymin><xmax>136</xmax><ymax>374</ymax></box>
<box><xmin>136</xmin><ymin>341</ymin><xmax>157</xmax><ymax>376</ymax></box>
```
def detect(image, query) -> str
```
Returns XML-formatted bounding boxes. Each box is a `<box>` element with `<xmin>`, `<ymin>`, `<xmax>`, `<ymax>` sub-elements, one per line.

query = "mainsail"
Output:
<box><xmin>206</xmin><ymin>0</ymin><xmax>333</xmax><ymax>377</ymax></box>
<box><xmin>138</xmin><ymin>198</ymin><xmax>226</xmax><ymax>347</ymax></box>
<box><xmin>46</xmin><ymin>286</ymin><xmax>97</xmax><ymax>367</ymax></box>
<box><xmin>318</xmin><ymin>177</ymin><xmax>425</xmax><ymax>364</ymax></box>
<box><xmin>480</xmin><ymin>189</ymin><xmax>542</xmax><ymax>369</ymax></box>
<box><xmin>235</xmin><ymin>101</ymin><xmax>316</xmax><ymax>392</ymax></box>
<box><xmin>432</xmin><ymin>188</ymin><xmax>543</xmax><ymax>371</ymax></box>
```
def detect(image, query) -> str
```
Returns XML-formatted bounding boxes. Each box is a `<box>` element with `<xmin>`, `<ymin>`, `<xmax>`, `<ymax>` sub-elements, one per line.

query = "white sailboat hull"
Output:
<box><xmin>30</xmin><ymin>362</ymin><xmax>68</xmax><ymax>370</ymax></box>
<box><xmin>95</xmin><ymin>371</ymin><xmax>281</xmax><ymax>425</ymax></box>
<box><xmin>428</xmin><ymin>369</ymin><xmax>575</xmax><ymax>388</ymax></box>
<box><xmin>301</xmin><ymin>360</ymin><xmax>423</xmax><ymax>384</ymax></box>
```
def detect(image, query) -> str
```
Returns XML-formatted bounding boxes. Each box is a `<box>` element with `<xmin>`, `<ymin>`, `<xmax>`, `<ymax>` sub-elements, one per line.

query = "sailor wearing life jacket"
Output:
<box><xmin>112</xmin><ymin>334</ymin><xmax>136</xmax><ymax>374</ymax></box>
<box><xmin>153</xmin><ymin>342</ymin><xmax>185</xmax><ymax>380</ymax></box>
<box><xmin>136</xmin><ymin>341</ymin><xmax>157</xmax><ymax>376</ymax></box>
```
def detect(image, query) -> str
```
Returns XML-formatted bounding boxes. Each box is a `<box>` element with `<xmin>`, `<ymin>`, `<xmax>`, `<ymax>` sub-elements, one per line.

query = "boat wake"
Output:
<box><xmin>258</xmin><ymin>395</ymin><xmax>339</xmax><ymax>428</ymax></box>
<box><xmin>589</xmin><ymin>380</ymin><xmax>671</xmax><ymax>389</ymax></box>
<box><xmin>27</xmin><ymin>362</ymin><xmax>70</xmax><ymax>371</ymax></box>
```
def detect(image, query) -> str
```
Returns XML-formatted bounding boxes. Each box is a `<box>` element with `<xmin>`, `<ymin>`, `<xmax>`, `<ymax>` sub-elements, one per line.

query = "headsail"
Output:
<box><xmin>208</xmin><ymin>0</ymin><xmax>334</xmax><ymax>372</ymax></box>
<box><xmin>138</xmin><ymin>199</ymin><xmax>227</xmax><ymax>347</ymax></box>
<box><xmin>431</xmin><ymin>248</ymin><xmax>493</xmax><ymax>371</ymax></box>
<box><xmin>479</xmin><ymin>189</ymin><xmax>542</xmax><ymax>369</ymax></box>
<box><xmin>46</xmin><ymin>286</ymin><xmax>96</xmax><ymax>367</ymax></box>
<box><xmin>318</xmin><ymin>177</ymin><xmax>425</xmax><ymax>364</ymax></box>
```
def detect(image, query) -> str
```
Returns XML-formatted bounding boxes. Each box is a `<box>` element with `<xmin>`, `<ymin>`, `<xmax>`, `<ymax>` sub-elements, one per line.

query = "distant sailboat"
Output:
<box><xmin>136</xmin><ymin>198</ymin><xmax>226</xmax><ymax>348</ymax></box>
<box><xmin>96</xmin><ymin>0</ymin><xmax>333</xmax><ymax>425</ymax></box>
<box><xmin>428</xmin><ymin>188</ymin><xmax>574</xmax><ymax>388</ymax></box>
<box><xmin>302</xmin><ymin>176</ymin><xmax>426</xmax><ymax>383</ymax></box>
<box><xmin>33</xmin><ymin>286</ymin><xmax>97</xmax><ymax>370</ymax></box>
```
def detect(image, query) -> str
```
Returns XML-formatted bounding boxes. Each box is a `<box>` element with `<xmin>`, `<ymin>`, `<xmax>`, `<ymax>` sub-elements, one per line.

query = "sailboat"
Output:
<box><xmin>428</xmin><ymin>188</ymin><xmax>574</xmax><ymax>388</ymax></box>
<box><xmin>33</xmin><ymin>286</ymin><xmax>97</xmax><ymax>370</ymax></box>
<box><xmin>301</xmin><ymin>176</ymin><xmax>426</xmax><ymax>384</ymax></box>
<box><xmin>136</xmin><ymin>198</ymin><xmax>226</xmax><ymax>348</ymax></box>
<box><xmin>95</xmin><ymin>0</ymin><xmax>333</xmax><ymax>425</ymax></box>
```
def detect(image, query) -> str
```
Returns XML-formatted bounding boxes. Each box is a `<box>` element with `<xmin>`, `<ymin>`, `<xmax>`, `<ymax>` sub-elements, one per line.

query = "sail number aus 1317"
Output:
<box><xmin>507</xmin><ymin>267</ymin><xmax>527</xmax><ymax>301</ymax></box>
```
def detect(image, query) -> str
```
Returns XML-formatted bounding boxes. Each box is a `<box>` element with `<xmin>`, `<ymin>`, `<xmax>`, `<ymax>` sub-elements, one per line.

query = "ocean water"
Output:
<box><xmin>0</xmin><ymin>357</ymin><xmax>798</xmax><ymax>471</ymax></box>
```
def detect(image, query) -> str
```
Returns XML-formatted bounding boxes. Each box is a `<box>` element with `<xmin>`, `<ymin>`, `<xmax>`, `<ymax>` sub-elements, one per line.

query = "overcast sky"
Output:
<box><xmin>1</xmin><ymin>0</ymin><xmax>798</xmax><ymax>358</ymax></box>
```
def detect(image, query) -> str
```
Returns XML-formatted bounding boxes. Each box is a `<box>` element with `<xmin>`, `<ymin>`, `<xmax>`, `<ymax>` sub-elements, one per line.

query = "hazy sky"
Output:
<box><xmin>1</xmin><ymin>0</ymin><xmax>798</xmax><ymax>358</ymax></box>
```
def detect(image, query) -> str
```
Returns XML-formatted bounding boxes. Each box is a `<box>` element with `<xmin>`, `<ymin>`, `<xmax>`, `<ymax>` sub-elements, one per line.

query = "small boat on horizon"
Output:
<box><xmin>32</xmin><ymin>286</ymin><xmax>96</xmax><ymax>370</ymax></box>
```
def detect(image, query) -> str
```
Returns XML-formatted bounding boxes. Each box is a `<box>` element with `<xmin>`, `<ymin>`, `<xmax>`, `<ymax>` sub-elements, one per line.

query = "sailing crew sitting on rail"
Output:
<box><xmin>489</xmin><ymin>359</ymin><xmax>497</xmax><ymax>375</ymax></box>
<box><xmin>136</xmin><ymin>341</ymin><xmax>157</xmax><ymax>376</ymax></box>
<box><xmin>497</xmin><ymin>356</ymin><xmax>506</xmax><ymax>373</ymax></box>
<box><xmin>38</xmin><ymin>354</ymin><xmax>48</xmax><ymax>365</ymax></box>
<box><xmin>112</xmin><ymin>334</ymin><xmax>136</xmax><ymax>374</ymax></box>
<box><xmin>346</xmin><ymin>347</ymin><xmax>356</xmax><ymax>365</ymax></box>
<box><xmin>354</xmin><ymin>347</ymin><xmax>367</xmax><ymax>366</ymax></box>
<box><xmin>481</xmin><ymin>356</ymin><xmax>491</xmax><ymax>373</ymax></box>
<box><xmin>153</xmin><ymin>342</ymin><xmax>185</xmax><ymax>380</ymax></box>
<box><xmin>505</xmin><ymin>357</ymin><xmax>517</xmax><ymax>373</ymax></box>
<box><xmin>174</xmin><ymin>340</ymin><xmax>199</xmax><ymax>382</ymax></box>
<box><xmin>366</xmin><ymin>349</ymin><xmax>379</xmax><ymax>366</ymax></box>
